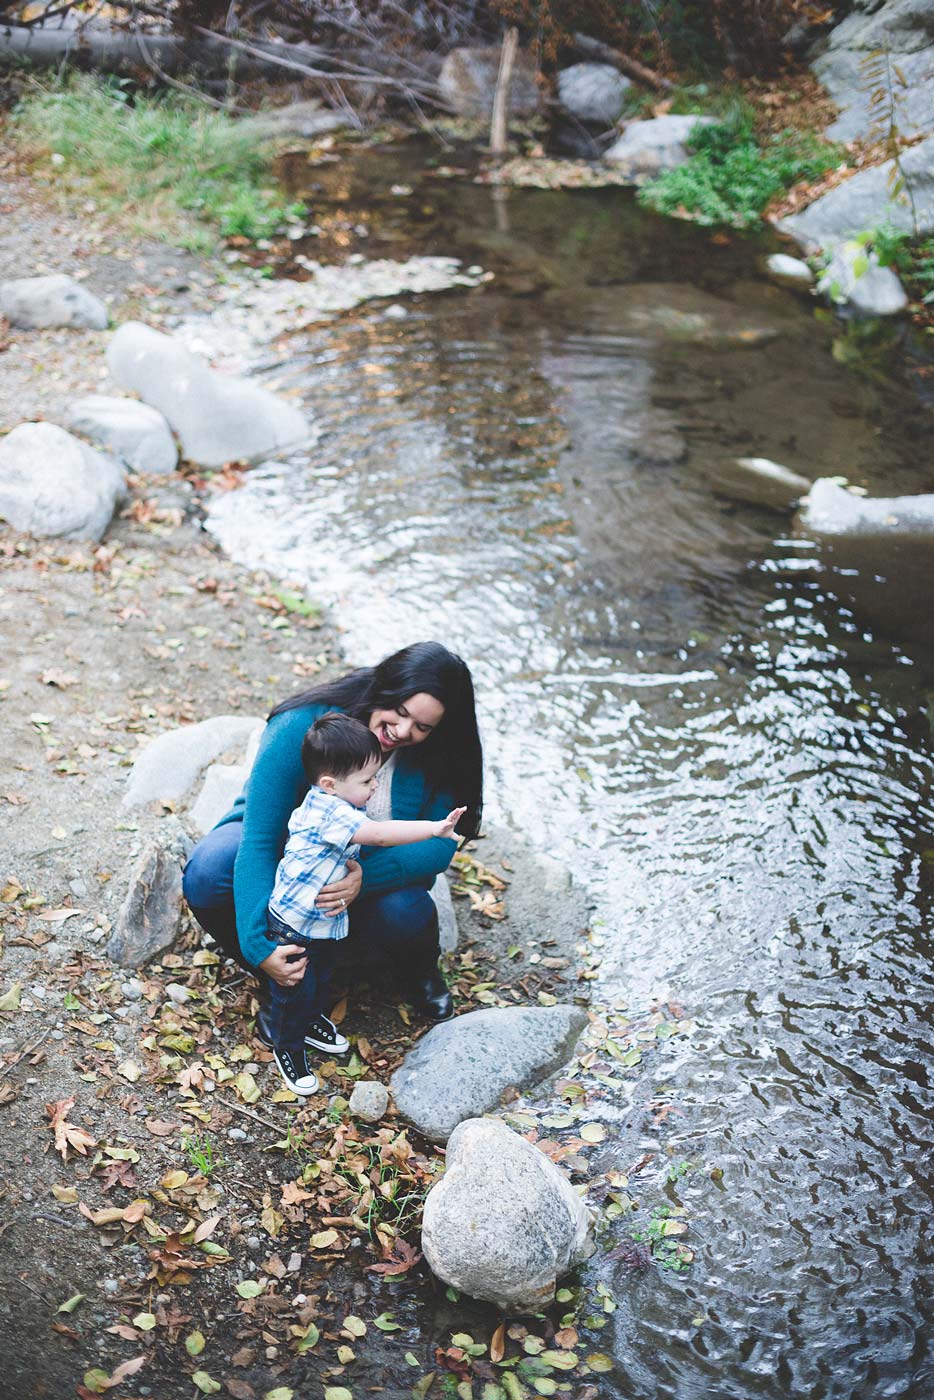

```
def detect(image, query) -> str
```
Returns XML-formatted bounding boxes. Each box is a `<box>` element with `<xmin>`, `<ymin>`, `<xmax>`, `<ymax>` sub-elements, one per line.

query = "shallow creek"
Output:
<box><xmin>206</xmin><ymin>142</ymin><xmax>934</xmax><ymax>1398</ymax></box>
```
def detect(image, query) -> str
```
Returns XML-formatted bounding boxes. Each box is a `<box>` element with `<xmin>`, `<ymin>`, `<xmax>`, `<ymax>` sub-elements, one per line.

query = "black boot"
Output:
<box><xmin>408</xmin><ymin>911</ymin><xmax>453</xmax><ymax>1022</ymax></box>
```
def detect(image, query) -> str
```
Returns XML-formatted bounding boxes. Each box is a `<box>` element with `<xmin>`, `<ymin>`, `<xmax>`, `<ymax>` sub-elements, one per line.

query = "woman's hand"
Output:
<box><xmin>316</xmin><ymin>858</ymin><xmax>363</xmax><ymax>917</ymax></box>
<box><xmin>259</xmin><ymin>944</ymin><xmax>309</xmax><ymax>988</ymax></box>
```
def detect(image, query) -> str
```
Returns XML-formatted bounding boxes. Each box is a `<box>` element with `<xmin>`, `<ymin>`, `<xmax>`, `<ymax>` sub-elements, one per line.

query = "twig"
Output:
<box><xmin>489</xmin><ymin>25</ymin><xmax>518</xmax><ymax>159</ymax></box>
<box><xmin>0</xmin><ymin>1026</ymin><xmax>53</xmax><ymax>1080</ymax></box>
<box><xmin>217</xmin><ymin>1096</ymin><xmax>285</xmax><ymax>1133</ymax></box>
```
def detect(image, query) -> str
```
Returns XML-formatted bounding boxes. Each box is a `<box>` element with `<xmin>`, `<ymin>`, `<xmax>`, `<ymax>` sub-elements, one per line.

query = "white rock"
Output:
<box><xmin>765</xmin><ymin>253</ymin><xmax>815</xmax><ymax>289</ymax></box>
<box><xmin>429</xmin><ymin>870</ymin><xmax>458</xmax><ymax>954</ymax></box>
<box><xmin>0</xmin><ymin>273</ymin><xmax>108</xmax><ymax>330</ymax></box>
<box><xmin>800</xmin><ymin>479</ymin><xmax>934</xmax><ymax>538</ymax></box>
<box><xmin>0</xmin><ymin>422</ymin><xmax>126</xmax><ymax>541</ymax></box>
<box><xmin>557</xmin><ymin>63</ymin><xmax>630</xmax><ymax>125</ymax></box>
<box><xmin>189</xmin><ymin>763</ymin><xmax>250</xmax><ymax>835</ymax></box>
<box><xmin>67</xmin><ymin>395</ymin><xmax>178</xmax><ymax>475</ymax></box>
<box><xmin>106</xmin><ymin>322</ymin><xmax>310</xmax><ymax>467</ymax></box>
<box><xmin>421</xmin><ymin>1117</ymin><xmax>595</xmax><ymax>1310</ymax></box>
<box><xmin>817</xmin><ymin>241</ymin><xmax>909</xmax><ymax>317</ymax></box>
<box><xmin>710</xmin><ymin>456</ymin><xmax>812</xmax><ymax>511</ymax></box>
<box><xmin>122</xmin><ymin>715</ymin><xmax>264</xmax><ymax>809</ymax></box>
<box><xmin>603</xmin><ymin>114</ymin><xmax>718</xmax><ymax>180</ymax></box>
<box><xmin>165</xmin><ymin>983</ymin><xmax>190</xmax><ymax>1004</ymax></box>
<box><xmin>349</xmin><ymin>1080</ymin><xmax>390</xmax><ymax>1122</ymax></box>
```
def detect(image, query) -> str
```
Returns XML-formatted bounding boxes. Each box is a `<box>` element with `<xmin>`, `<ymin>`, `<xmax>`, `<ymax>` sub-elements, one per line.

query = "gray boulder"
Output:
<box><xmin>67</xmin><ymin>395</ymin><xmax>178</xmax><ymax>475</ymax></box>
<box><xmin>0</xmin><ymin>422</ymin><xmax>126</xmax><ymax>541</ymax></box>
<box><xmin>779</xmin><ymin>136</ymin><xmax>934</xmax><ymax>249</ymax></box>
<box><xmin>708</xmin><ymin>456</ymin><xmax>812</xmax><ymax>511</ymax></box>
<box><xmin>390</xmin><ymin>1004</ymin><xmax>588</xmax><ymax>1144</ymax></box>
<box><xmin>189</xmin><ymin>763</ymin><xmax>250</xmax><ymax>836</ymax></box>
<box><xmin>240</xmin><ymin>101</ymin><xmax>356</xmax><ymax>142</ymax></box>
<box><xmin>438</xmin><ymin>46</ymin><xmax>540</xmax><ymax>117</ymax></box>
<box><xmin>817</xmin><ymin>241</ymin><xmax>909</xmax><ymax>316</ymax></box>
<box><xmin>800</xmin><ymin>478</ymin><xmax>934</xmax><ymax>538</ymax></box>
<box><xmin>765</xmin><ymin>253</ymin><xmax>815</xmax><ymax>290</ymax></box>
<box><xmin>603</xmin><ymin>114</ymin><xmax>718</xmax><ymax>181</ymax></box>
<box><xmin>107</xmin><ymin>819</ymin><xmax>194</xmax><ymax>969</ymax></box>
<box><xmin>0</xmin><ymin>273</ymin><xmax>108</xmax><ymax>330</ymax></box>
<box><xmin>349</xmin><ymin>1080</ymin><xmax>390</xmax><ymax>1122</ymax></box>
<box><xmin>123</xmin><ymin>715</ymin><xmax>264</xmax><ymax>809</ymax></box>
<box><xmin>421</xmin><ymin>1117</ymin><xmax>595</xmax><ymax>1311</ymax></box>
<box><xmin>557</xmin><ymin>63</ymin><xmax>630</xmax><ymax>125</ymax></box>
<box><xmin>813</xmin><ymin>0</ymin><xmax>934</xmax><ymax>142</ymax></box>
<box><xmin>106</xmin><ymin>322</ymin><xmax>310</xmax><ymax>468</ymax></box>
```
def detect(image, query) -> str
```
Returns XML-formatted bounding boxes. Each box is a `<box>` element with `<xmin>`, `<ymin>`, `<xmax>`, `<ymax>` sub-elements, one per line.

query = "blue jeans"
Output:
<box><xmin>182</xmin><ymin>821</ymin><xmax>440</xmax><ymax>986</ymax></box>
<box><xmin>262</xmin><ymin>910</ymin><xmax>339</xmax><ymax>1052</ymax></box>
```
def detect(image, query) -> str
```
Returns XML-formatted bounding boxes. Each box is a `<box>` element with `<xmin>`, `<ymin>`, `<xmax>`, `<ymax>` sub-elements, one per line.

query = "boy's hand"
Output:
<box><xmin>434</xmin><ymin>806</ymin><xmax>467</xmax><ymax>839</ymax></box>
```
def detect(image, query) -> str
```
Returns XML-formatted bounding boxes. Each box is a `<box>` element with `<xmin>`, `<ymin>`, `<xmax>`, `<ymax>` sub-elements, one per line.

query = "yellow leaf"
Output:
<box><xmin>133</xmin><ymin>1312</ymin><xmax>157</xmax><ymax>1331</ymax></box>
<box><xmin>342</xmin><ymin>1315</ymin><xmax>366</xmax><ymax>1338</ymax></box>
<box><xmin>579</xmin><ymin>1123</ymin><xmax>606</xmax><ymax>1144</ymax></box>
<box><xmin>660</xmin><ymin>1219</ymin><xmax>687</xmax><ymax>1236</ymax></box>
<box><xmin>311</xmin><ymin>1229</ymin><xmax>339</xmax><ymax>1249</ymax></box>
<box><xmin>337</xmin><ymin>1346</ymin><xmax>355</xmax><ymax>1364</ymax></box>
<box><xmin>51</xmin><ymin>1184</ymin><xmax>78</xmax><ymax>1204</ymax></box>
<box><xmin>161</xmin><ymin>1170</ymin><xmax>189</xmax><ymax>1190</ymax></box>
<box><xmin>0</xmin><ymin>983</ymin><xmax>22</xmax><ymax>1011</ymax></box>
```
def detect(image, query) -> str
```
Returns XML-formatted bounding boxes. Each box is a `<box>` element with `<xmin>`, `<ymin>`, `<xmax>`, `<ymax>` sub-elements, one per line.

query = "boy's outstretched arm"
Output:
<box><xmin>355</xmin><ymin>806</ymin><xmax>466</xmax><ymax>848</ymax></box>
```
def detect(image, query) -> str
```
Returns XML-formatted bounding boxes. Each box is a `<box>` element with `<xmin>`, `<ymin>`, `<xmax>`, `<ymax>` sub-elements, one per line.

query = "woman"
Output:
<box><xmin>183</xmin><ymin>641</ymin><xmax>483</xmax><ymax>1027</ymax></box>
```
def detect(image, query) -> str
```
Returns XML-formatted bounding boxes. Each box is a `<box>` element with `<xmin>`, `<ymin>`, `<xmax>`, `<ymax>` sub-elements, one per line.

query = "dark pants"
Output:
<box><xmin>262</xmin><ymin>910</ymin><xmax>338</xmax><ymax>1052</ymax></box>
<box><xmin>182</xmin><ymin>821</ymin><xmax>440</xmax><ymax>998</ymax></box>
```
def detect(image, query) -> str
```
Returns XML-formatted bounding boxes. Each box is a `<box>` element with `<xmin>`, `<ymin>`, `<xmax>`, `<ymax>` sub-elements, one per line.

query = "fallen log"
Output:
<box><xmin>571</xmin><ymin>30</ymin><xmax>672</xmax><ymax>93</ymax></box>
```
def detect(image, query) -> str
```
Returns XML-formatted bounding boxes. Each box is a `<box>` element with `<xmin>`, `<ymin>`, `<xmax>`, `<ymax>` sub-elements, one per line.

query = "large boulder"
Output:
<box><xmin>390</xmin><ymin>1004</ymin><xmax>588</xmax><ymax>1143</ymax></box>
<box><xmin>813</xmin><ymin>0</ymin><xmax>934</xmax><ymax>142</ymax></box>
<box><xmin>123</xmin><ymin>715</ymin><xmax>264</xmax><ymax>810</ymax></box>
<box><xmin>603</xmin><ymin>114</ymin><xmax>718</xmax><ymax>181</ymax></box>
<box><xmin>421</xmin><ymin>1117</ymin><xmax>595</xmax><ymax>1311</ymax></box>
<box><xmin>106</xmin><ymin>322</ymin><xmax>310</xmax><ymax>467</ymax></box>
<box><xmin>0</xmin><ymin>422</ymin><xmax>126</xmax><ymax>541</ymax></box>
<box><xmin>778</xmin><ymin>136</ymin><xmax>934</xmax><ymax>250</ymax></box>
<box><xmin>557</xmin><ymin>63</ymin><xmax>630</xmax><ymax>125</ymax></box>
<box><xmin>67</xmin><ymin>395</ymin><xmax>178</xmax><ymax>475</ymax></box>
<box><xmin>817</xmin><ymin>241</ymin><xmax>909</xmax><ymax>316</ymax></box>
<box><xmin>0</xmin><ymin>273</ymin><xmax>108</xmax><ymax>330</ymax></box>
<box><xmin>438</xmin><ymin>46</ymin><xmax>540</xmax><ymax>117</ymax></box>
<box><xmin>107</xmin><ymin>819</ymin><xmax>195</xmax><ymax>968</ymax></box>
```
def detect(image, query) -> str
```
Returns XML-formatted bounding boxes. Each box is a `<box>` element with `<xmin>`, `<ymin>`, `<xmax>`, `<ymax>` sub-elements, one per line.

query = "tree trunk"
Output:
<box><xmin>489</xmin><ymin>25</ymin><xmax>518</xmax><ymax>157</ymax></box>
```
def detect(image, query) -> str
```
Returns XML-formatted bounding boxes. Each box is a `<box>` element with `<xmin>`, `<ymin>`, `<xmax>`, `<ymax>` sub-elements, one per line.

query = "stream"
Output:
<box><xmin>205</xmin><ymin>142</ymin><xmax>934</xmax><ymax>1399</ymax></box>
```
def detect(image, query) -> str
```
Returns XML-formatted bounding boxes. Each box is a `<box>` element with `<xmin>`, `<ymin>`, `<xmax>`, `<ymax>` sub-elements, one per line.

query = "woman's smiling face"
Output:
<box><xmin>368</xmin><ymin>692</ymin><xmax>444</xmax><ymax>753</ymax></box>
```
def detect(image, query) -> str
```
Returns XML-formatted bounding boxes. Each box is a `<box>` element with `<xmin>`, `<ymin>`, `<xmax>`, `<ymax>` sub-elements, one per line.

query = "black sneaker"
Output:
<box><xmin>256</xmin><ymin>1011</ymin><xmax>349</xmax><ymax>1055</ymax></box>
<box><xmin>272</xmin><ymin>1044</ymin><xmax>319</xmax><ymax>1096</ymax></box>
<box><xmin>305</xmin><ymin>1014</ymin><xmax>350</xmax><ymax>1055</ymax></box>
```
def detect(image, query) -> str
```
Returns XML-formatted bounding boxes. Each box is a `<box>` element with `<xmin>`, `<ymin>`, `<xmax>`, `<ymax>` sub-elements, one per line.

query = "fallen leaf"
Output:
<box><xmin>133</xmin><ymin>1312</ymin><xmax>157</xmax><ymax>1331</ymax></box>
<box><xmin>342</xmin><ymin>1315</ymin><xmax>366</xmax><ymax>1338</ymax></box>
<box><xmin>57</xmin><ymin>1293</ymin><xmax>85</xmax><ymax>1314</ymax></box>
<box><xmin>185</xmin><ymin>1330</ymin><xmax>206</xmax><ymax>1356</ymax></box>
<box><xmin>490</xmin><ymin>1322</ymin><xmax>506</xmax><ymax>1362</ymax></box>
<box><xmin>310</xmin><ymin>1228</ymin><xmax>339</xmax><ymax>1250</ymax></box>
<box><xmin>144</xmin><ymin>1118</ymin><xmax>178</xmax><ymax>1136</ymax></box>
<box><xmin>192</xmin><ymin>1373</ymin><xmax>222</xmax><ymax>1395</ymax></box>
<box><xmin>235</xmin><ymin>1280</ymin><xmax>265</xmax><ymax>1299</ymax></box>
<box><xmin>579</xmin><ymin>1123</ymin><xmax>607</xmax><ymax>1144</ymax></box>
<box><xmin>47</xmin><ymin>1097</ymin><xmax>97</xmax><ymax>1161</ymax></box>
<box><xmin>35</xmin><ymin>907</ymin><xmax>84</xmax><ymax>923</ymax></box>
<box><xmin>0</xmin><ymin>983</ymin><xmax>22</xmax><ymax>1011</ymax></box>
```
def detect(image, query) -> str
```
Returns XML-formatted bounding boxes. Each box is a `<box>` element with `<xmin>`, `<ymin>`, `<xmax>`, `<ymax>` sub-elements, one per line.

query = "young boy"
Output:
<box><xmin>260</xmin><ymin>711</ymin><xmax>465</xmax><ymax>1096</ymax></box>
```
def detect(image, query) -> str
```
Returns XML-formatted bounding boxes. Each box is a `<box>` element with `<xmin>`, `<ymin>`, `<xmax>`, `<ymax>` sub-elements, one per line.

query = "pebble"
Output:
<box><xmin>122</xmin><ymin>978</ymin><xmax>144</xmax><ymax>1001</ymax></box>
<box><xmin>165</xmin><ymin>983</ymin><xmax>189</xmax><ymax>1004</ymax></box>
<box><xmin>287</xmin><ymin>1252</ymin><xmax>302</xmax><ymax>1273</ymax></box>
<box><xmin>243</xmin><ymin>1062</ymin><xmax>260</xmax><ymax>1075</ymax></box>
<box><xmin>228</xmin><ymin>1127</ymin><xmax>249</xmax><ymax>1142</ymax></box>
<box><xmin>384</xmin><ymin>303</ymin><xmax>409</xmax><ymax>319</ymax></box>
<box><xmin>70</xmin><ymin>878</ymin><xmax>89</xmax><ymax>898</ymax></box>
<box><xmin>245</xmin><ymin>1235</ymin><xmax>261</xmax><ymax>1253</ymax></box>
<box><xmin>51</xmin><ymin>1030</ymin><xmax>65</xmax><ymax>1041</ymax></box>
<box><xmin>102</xmin><ymin>1279</ymin><xmax>120</xmax><ymax>1295</ymax></box>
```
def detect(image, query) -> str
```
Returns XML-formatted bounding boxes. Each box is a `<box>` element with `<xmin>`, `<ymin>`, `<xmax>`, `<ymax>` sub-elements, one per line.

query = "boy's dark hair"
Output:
<box><xmin>301</xmin><ymin>711</ymin><xmax>381</xmax><ymax>785</ymax></box>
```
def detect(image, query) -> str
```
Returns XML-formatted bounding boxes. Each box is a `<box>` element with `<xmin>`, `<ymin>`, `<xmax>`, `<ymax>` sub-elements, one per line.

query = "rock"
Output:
<box><xmin>779</xmin><ymin>136</ymin><xmax>934</xmax><ymax>249</ymax></box>
<box><xmin>813</xmin><ymin>0</ymin><xmax>934</xmax><ymax>142</ymax></box>
<box><xmin>165</xmin><ymin>983</ymin><xmax>189</xmax><ymax>1004</ymax></box>
<box><xmin>438</xmin><ymin>46</ymin><xmax>540</xmax><ymax>118</ymax></box>
<box><xmin>586</xmin><ymin>282</ymin><xmax>780</xmax><ymax>348</ymax></box>
<box><xmin>0</xmin><ymin>273</ymin><xmax>108</xmax><ymax>330</ymax></box>
<box><xmin>239</xmin><ymin>101</ymin><xmax>356</xmax><ymax>141</ymax></box>
<box><xmin>429</xmin><ymin>870</ymin><xmax>458</xmax><ymax>954</ymax></box>
<box><xmin>349</xmin><ymin>1080</ymin><xmax>390</xmax><ymax>1123</ymax></box>
<box><xmin>107</xmin><ymin>819</ymin><xmax>194</xmax><ymax>968</ymax></box>
<box><xmin>122</xmin><ymin>715</ymin><xmax>264</xmax><ymax>809</ymax></box>
<box><xmin>817</xmin><ymin>241</ymin><xmax>909</xmax><ymax>316</ymax></box>
<box><xmin>421</xmin><ymin>1117</ymin><xmax>595</xmax><ymax>1310</ymax></box>
<box><xmin>121</xmin><ymin>978</ymin><xmax>144</xmax><ymax>1001</ymax></box>
<box><xmin>765</xmin><ymin>253</ymin><xmax>815</xmax><ymax>290</ymax></box>
<box><xmin>0</xmin><ymin>422</ymin><xmax>126</xmax><ymax>542</ymax></box>
<box><xmin>67</xmin><ymin>395</ymin><xmax>178</xmax><ymax>475</ymax></box>
<box><xmin>603</xmin><ymin>114</ymin><xmax>718</xmax><ymax>180</ymax></box>
<box><xmin>800</xmin><ymin>478</ymin><xmax>934</xmax><ymax>538</ymax></box>
<box><xmin>708</xmin><ymin>456</ymin><xmax>812</xmax><ymax>511</ymax></box>
<box><xmin>106</xmin><ymin>322</ymin><xmax>310</xmax><ymax>468</ymax></box>
<box><xmin>189</xmin><ymin>763</ymin><xmax>250</xmax><ymax>836</ymax></box>
<box><xmin>556</xmin><ymin>63</ymin><xmax>630</xmax><ymax>125</ymax></box>
<box><xmin>390</xmin><ymin>1005</ymin><xmax>588</xmax><ymax>1143</ymax></box>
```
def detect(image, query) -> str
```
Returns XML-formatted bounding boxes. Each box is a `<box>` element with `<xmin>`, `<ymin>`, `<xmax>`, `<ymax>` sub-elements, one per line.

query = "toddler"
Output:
<box><xmin>260</xmin><ymin>710</ymin><xmax>464</xmax><ymax>1095</ymax></box>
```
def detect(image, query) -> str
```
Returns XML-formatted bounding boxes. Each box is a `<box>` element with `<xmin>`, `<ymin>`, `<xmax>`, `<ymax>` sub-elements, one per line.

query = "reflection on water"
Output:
<box><xmin>210</xmin><ymin>148</ymin><xmax>934</xmax><ymax>1397</ymax></box>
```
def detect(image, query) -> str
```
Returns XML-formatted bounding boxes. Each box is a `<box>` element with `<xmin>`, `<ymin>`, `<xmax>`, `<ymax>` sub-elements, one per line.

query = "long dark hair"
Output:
<box><xmin>269</xmin><ymin>642</ymin><xmax>483</xmax><ymax>840</ymax></box>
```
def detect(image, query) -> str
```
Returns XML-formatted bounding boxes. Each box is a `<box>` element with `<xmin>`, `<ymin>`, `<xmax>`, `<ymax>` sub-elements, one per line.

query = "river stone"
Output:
<box><xmin>603</xmin><ymin>114</ymin><xmax>718</xmax><ymax>180</ymax></box>
<box><xmin>0</xmin><ymin>273</ymin><xmax>108</xmax><ymax>330</ymax></box>
<box><xmin>587</xmin><ymin>282</ymin><xmax>780</xmax><ymax>347</ymax></box>
<box><xmin>817</xmin><ymin>242</ymin><xmax>909</xmax><ymax>317</ymax></box>
<box><xmin>766</xmin><ymin>253</ymin><xmax>815</xmax><ymax>290</ymax></box>
<box><xmin>421</xmin><ymin>1117</ymin><xmax>595</xmax><ymax>1310</ymax></box>
<box><xmin>0</xmin><ymin>422</ymin><xmax>126</xmax><ymax>541</ymax></box>
<box><xmin>67</xmin><ymin>395</ymin><xmax>178</xmax><ymax>475</ymax></box>
<box><xmin>800</xmin><ymin>478</ymin><xmax>934</xmax><ymax>538</ymax></box>
<box><xmin>123</xmin><ymin>715</ymin><xmax>264</xmax><ymax>809</ymax></box>
<box><xmin>107</xmin><ymin>819</ymin><xmax>194</xmax><ymax>968</ymax></box>
<box><xmin>438</xmin><ymin>45</ymin><xmax>540</xmax><ymax>117</ymax></box>
<box><xmin>106</xmin><ymin>321</ymin><xmax>310</xmax><ymax>467</ymax></box>
<box><xmin>709</xmin><ymin>457</ymin><xmax>812</xmax><ymax>511</ymax></box>
<box><xmin>813</xmin><ymin>0</ymin><xmax>934</xmax><ymax>142</ymax></box>
<box><xmin>349</xmin><ymin>1080</ymin><xmax>390</xmax><ymax>1123</ymax></box>
<box><xmin>390</xmin><ymin>1004</ymin><xmax>588</xmax><ymax>1143</ymax></box>
<box><xmin>557</xmin><ymin>63</ymin><xmax>630</xmax><ymax>125</ymax></box>
<box><xmin>778</xmin><ymin>136</ymin><xmax>934</xmax><ymax>250</ymax></box>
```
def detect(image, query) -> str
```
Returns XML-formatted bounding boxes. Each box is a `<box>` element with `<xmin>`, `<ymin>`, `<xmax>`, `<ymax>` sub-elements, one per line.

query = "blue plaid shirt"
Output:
<box><xmin>268</xmin><ymin>787</ymin><xmax>365</xmax><ymax>941</ymax></box>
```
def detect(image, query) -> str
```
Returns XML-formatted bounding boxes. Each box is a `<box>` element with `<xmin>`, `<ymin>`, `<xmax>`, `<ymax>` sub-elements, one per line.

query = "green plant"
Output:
<box><xmin>183</xmin><ymin>1132</ymin><xmax>222</xmax><ymax>1176</ymax></box>
<box><xmin>629</xmin><ymin>1204</ymin><xmax>694</xmax><ymax>1271</ymax></box>
<box><xmin>639</xmin><ymin>113</ymin><xmax>839</xmax><ymax>228</ymax></box>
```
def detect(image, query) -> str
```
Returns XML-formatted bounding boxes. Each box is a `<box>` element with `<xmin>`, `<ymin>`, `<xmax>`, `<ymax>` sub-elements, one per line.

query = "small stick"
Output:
<box><xmin>217</xmin><ymin>1097</ymin><xmax>285</xmax><ymax>1134</ymax></box>
<box><xmin>490</xmin><ymin>26</ymin><xmax>519</xmax><ymax>158</ymax></box>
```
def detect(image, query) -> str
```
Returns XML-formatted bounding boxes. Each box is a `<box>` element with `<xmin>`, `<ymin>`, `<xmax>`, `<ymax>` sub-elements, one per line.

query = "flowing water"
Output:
<box><xmin>207</xmin><ymin>144</ymin><xmax>934</xmax><ymax>1398</ymax></box>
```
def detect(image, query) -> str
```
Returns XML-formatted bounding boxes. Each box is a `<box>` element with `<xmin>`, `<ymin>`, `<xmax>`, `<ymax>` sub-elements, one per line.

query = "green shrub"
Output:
<box><xmin>638</xmin><ymin>115</ymin><xmax>840</xmax><ymax>228</ymax></box>
<box><xmin>9</xmin><ymin>74</ymin><xmax>304</xmax><ymax>247</ymax></box>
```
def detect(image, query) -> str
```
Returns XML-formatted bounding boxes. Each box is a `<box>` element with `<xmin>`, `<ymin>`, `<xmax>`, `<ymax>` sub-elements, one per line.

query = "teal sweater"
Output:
<box><xmin>216</xmin><ymin>703</ymin><xmax>458</xmax><ymax>969</ymax></box>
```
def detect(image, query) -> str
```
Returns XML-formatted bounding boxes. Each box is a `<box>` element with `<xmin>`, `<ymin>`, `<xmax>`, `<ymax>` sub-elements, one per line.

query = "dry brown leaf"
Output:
<box><xmin>144</xmin><ymin>1118</ymin><xmax>178</xmax><ymax>1136</ymax></box>
<box><xmin>490</xmin><ymin>1322</ymin><xmax>506</xmax><ymax>1363</ymax></box>
<box><xmin>47</xmin><ymin>1097</ymin><xmax>97</xmax><ymax>1161</ymax></box>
